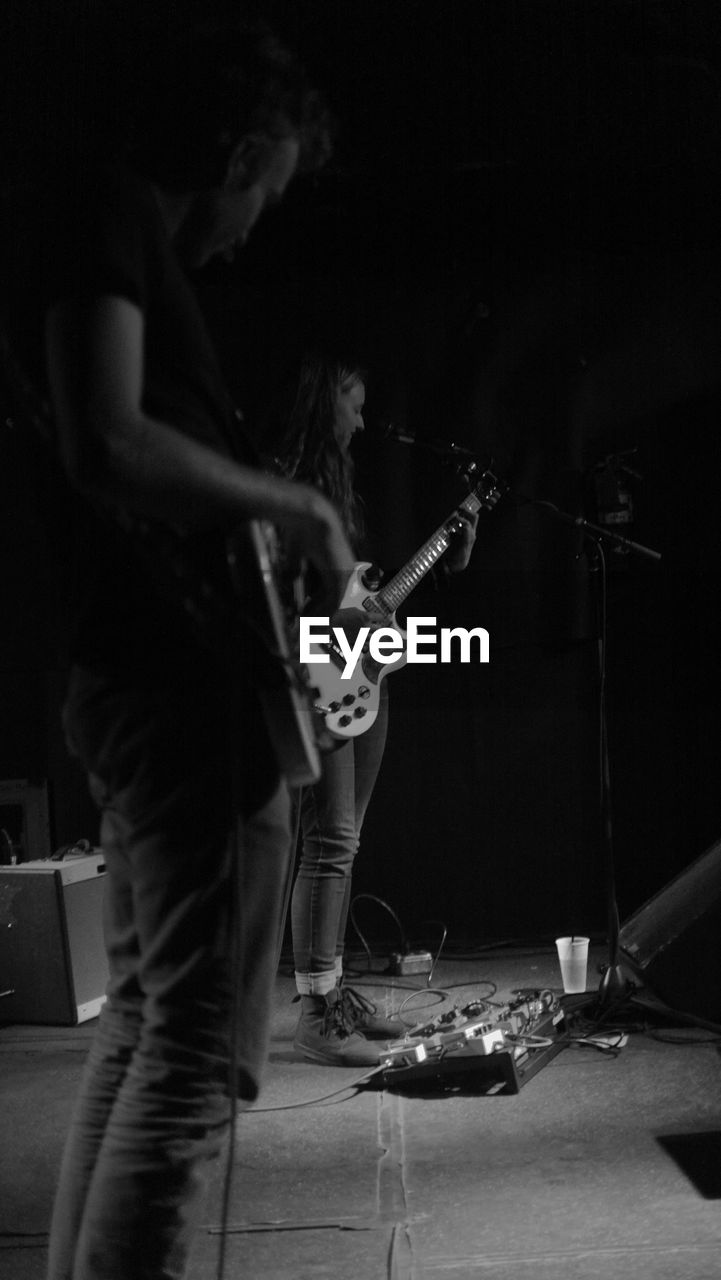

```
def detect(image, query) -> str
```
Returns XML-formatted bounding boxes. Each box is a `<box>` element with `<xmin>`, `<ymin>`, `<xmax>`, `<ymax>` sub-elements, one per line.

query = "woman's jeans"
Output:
<box><xmin>47</xmin><ymin>666</ymin><xmax>291</xmax><ymax>1280</ymax></box>
<box><xmin>291</xmin><ymin>684</ymin><xmax>388</xmax><ymax>992</ymax></box>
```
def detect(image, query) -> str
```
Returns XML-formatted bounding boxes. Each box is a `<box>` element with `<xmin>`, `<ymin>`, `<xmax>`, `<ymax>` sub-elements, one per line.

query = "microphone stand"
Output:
<box><xmin>529</xmin><ymin>500</ymin><xmax>662</xmax><ymax>567</ymax></box>
<box><xmin>529</xmin><ymin>498</ymin><xmax>661</xmax><ymax>1012</ymax></box>
<box><xmin>384</xmin><ymin>425</ymin><xmax>663</xmax><ymax>1013</ymax></box>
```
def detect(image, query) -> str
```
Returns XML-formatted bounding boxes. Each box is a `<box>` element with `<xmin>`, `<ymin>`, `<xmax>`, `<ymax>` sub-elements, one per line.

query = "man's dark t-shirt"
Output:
<box><xmin>44</xmin><ymin>163</ymin><xmax>253</xmax><ymax>683</ymax></box>
<box><xmin>1</xmin><ymin>160</ymin><xmax>282</xmax><ymax>813</ymax></box>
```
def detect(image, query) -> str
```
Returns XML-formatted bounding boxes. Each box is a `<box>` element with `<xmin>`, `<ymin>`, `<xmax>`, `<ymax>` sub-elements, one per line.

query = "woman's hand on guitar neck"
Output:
<box><xmin>444</xmin><ymin>507</ymin><xmax>480</xmax><ymax>573</ymax></box>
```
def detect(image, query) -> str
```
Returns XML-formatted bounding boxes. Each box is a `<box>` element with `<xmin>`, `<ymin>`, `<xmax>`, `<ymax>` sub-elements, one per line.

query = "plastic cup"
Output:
<box><xmin>555</xmin><ymin>936</ymin><xmax>589</xmax><ymax>993</ymax></box>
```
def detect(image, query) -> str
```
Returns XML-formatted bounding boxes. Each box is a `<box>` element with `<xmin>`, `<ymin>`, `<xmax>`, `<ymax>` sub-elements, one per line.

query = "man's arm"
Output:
<box><xmin>46</xmin><ymin>293</ymin><xmax>354</xmax><ymax>604</ymax></box>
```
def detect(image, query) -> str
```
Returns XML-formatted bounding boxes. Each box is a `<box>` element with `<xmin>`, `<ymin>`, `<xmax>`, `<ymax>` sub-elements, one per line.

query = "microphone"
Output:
<box><xmin>380</xmin><ymin>421</ymin><xmax>418</xmax><ymax>445</ymax></box>
<box><xmin>378</xmin><ymin>421</ymin><xmax>486</xmax><ymax>471</ymax></box>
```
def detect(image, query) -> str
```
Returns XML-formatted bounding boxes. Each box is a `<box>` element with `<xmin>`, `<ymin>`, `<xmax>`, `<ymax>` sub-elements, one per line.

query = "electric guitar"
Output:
<box><xmin>226</xmin><ymin>519</ymin><xmax>326</xmax><ymax>785</ymax></box>
<box><xmin>130</xmin><ymin>513</ymin><xmax>326</xmax><ymax>787</ymax></box>
<box><xmin>1</xmin><ymin>329</ymin><xmax>323</xmax><ymax>787</ymax></box>
<box><xmin>307</xmin><ymin>468</ymin><xmax>504</xmax><ymax>740</ymax></box>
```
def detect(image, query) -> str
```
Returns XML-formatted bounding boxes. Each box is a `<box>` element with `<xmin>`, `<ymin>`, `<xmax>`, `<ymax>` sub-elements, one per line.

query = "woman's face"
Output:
<box><xmin>332</xmin><ymin>377</ymin><xmax>365</xmax><ymax>453</ymax></box>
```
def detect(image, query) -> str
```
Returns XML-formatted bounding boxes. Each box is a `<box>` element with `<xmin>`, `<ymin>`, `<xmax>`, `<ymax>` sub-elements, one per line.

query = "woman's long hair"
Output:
<box><xmin>278</xmin><ymin>353</ymin><xmax>366</xmax><ymax>550</ymax></box>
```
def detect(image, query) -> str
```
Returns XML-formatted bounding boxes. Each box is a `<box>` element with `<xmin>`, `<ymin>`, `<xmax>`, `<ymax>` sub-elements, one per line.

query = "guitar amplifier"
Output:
<box><xmin>0</xmin><ymin>853</ymin><xmax>109</xmax><ymax>1025</ymax></box>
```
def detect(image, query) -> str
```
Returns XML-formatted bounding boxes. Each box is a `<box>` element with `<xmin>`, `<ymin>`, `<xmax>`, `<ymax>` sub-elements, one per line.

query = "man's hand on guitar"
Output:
<box><xmin>277</xmin><ymin>486</ymin><xmax>355</xmax><ymax>617</ymax></box>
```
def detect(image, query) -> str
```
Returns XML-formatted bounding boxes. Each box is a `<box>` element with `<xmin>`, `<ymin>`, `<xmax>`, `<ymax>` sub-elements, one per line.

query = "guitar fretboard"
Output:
<box><xmin>377</xmin><ymin>491</ymin><xmax>484</xmax><ymax>614</ymax></box>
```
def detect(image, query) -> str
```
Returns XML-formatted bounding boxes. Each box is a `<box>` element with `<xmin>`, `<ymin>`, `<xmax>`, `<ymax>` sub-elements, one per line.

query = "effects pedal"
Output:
<box><xmin>388</xmin><ymin>949</ymin><xmax>433</xmax><ymax>976</ymax></box>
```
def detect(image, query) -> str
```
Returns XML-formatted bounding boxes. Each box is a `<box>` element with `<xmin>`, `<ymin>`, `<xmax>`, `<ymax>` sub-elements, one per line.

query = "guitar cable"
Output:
<box><xmin>215</xmin><ymin>789</ymin><xmax>243</xmax><ymax>1280</ymax></box>
<box><xmin>416</xmin><ymin>918</ymin><xmax>449</xmax><ymax>987</ymax></box>
<box><xmin>348</xmin><ymin>892</ymin><xmax>408</xmax><ymax>967</ymax></box>
<box><xmin>349</xmin><ymin>894</ymin><xmax>450</xmax><ymax>989</ymax></box>
<box><xmin>215</xmin><ymin>772</ymin><xmax>301</xmax><ymax>1280</ymax></box>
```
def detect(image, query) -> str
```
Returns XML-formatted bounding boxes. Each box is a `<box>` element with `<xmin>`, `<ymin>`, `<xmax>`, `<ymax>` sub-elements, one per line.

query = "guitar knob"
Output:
<box><xmin>361</xmin><ymin>564</ymin><xmax>382</xmax><ymax>590</ymax></box>
<box><xmin>328</xmin><ymin>700</ymin><xmax>341</xmax><ymax>713</ymax></box>
<box><xmin>341</xmin><ymin>694</ymin><xmax>355</xmax><ymax>706</ymax></box>
<box><xmin>358</xmin><ymin>686</ymin><xmax>370</xmax><ymax>698</ymax></box>
<box><xmin>338</xmin><ymin>714</ymin><xmax>352</xmax><ymax>727</ymax></box>
<box><xmin>353</xmin><ymin>707</ymin><xmax>367</xmax><ymax>719</ymax></box>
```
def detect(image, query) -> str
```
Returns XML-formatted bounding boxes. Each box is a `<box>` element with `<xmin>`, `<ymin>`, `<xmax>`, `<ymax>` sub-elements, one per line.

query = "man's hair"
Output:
<box><xmin>128</xmin><ymin>21</ymin><xmax>333</xmax><ymax>191</ymax></box>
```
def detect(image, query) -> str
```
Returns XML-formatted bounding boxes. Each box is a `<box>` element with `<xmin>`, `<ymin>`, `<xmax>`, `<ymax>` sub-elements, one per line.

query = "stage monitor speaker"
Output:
<box><xmin>619</xmin><ymin>838</ymin><xmax>721</xmax><ymax>1030</ymax></box>
<box><xmin>0</xmin><ymin>853</ymin><xmax>109</xmax><ymax>1025</ymax></box>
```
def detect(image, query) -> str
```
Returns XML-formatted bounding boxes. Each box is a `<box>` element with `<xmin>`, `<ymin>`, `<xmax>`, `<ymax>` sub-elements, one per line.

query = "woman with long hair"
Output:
<box><xmin>279</xmin><ymin>351</ymin><xmax>477</xmax><ymax>1065</ymax></box>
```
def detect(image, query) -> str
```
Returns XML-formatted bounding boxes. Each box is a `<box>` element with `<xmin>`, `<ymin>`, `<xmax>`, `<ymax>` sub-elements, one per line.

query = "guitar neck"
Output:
<box><xmin>377</xmin><ymin>491</ymin><xmax>482</xmax><ymax>614</ymax></box>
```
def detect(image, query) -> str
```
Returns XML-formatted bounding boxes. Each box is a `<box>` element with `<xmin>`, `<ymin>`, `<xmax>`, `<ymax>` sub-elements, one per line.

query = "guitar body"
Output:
<box><xmin>308</xmin><ymin>467</ymin><xmax>504</xmax><ymax>744</ymax></box>
<box><xmin>227</xmin><ymin>521</ymin><xmax>324</xmax><ymax>786</ymax></box>
<box><xmin>306</xmin><ymin>562</ymin><xmax>408</xmax><ymax>740</ymax></box>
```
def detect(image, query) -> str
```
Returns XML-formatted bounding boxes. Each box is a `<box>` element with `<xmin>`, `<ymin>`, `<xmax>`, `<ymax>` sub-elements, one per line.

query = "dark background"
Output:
<box><xmin>3</xmin><ymin>0</ymin><xmax>721</xmax><ymax>946</ymax></box>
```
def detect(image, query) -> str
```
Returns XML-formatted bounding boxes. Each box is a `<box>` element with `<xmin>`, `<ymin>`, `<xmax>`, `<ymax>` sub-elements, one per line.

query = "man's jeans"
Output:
<box><xmin>47</xmin><ymin>667</ymin><xmax>291</xmax><ymax>1280</ymax></box>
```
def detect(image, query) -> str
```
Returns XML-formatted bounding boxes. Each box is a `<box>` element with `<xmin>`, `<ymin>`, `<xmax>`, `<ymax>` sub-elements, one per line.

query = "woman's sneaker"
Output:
<box><xmin>293</xmin><ymin>989</ymin><xmax>385</xmax><ymax>1066</ymax></box>
<box><xmin>339</xmin><ymin>985</ymin><xmax>405</xmax><ymax>1040</ymax></box>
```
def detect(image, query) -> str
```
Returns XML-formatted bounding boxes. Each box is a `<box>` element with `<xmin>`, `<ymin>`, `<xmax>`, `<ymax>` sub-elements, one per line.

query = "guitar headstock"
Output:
<box><xmin>460</xmin><ymin>463</ymin><xmax>507</xmax><ymax>514</ymax></box>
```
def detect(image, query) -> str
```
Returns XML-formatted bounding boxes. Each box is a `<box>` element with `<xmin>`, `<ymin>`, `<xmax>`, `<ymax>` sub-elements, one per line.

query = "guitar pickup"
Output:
<box><xmin>361</xmin><ymin>597</ymin><xmax>389</xmax><ymax>621</ymax></box>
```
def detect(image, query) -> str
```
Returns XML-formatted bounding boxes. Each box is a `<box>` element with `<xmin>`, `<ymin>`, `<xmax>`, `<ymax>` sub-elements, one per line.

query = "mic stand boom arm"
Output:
<box><xmin>531</xmin><ymin>499</ymin><xmax>662</xmax><ymax>565</ymax></box>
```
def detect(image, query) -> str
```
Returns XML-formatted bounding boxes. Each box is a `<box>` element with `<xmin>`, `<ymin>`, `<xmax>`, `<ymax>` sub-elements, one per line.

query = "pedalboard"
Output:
<box><xmin>377</xmin><ymin>991</ymin><xmax>567</xmax><ymax>1095</ymax></box>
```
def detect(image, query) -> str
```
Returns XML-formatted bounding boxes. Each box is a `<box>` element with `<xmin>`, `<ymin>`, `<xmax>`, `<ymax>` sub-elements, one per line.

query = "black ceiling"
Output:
<box><xmin>4</xmin><ymin>4</ymin><xmax>721</xmax><ymax>190</ymax></box>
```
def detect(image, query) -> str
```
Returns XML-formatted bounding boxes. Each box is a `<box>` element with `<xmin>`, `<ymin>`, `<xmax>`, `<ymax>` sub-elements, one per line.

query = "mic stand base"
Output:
<box><xmin>597</xmin><ymin>962</ymin><xmax>629</xmax><ymax>1008</ymax></box>
<box><xmin>562</xmin><ymin>965</ymin><xmax>633</xmax><ymax>1028</ymax></box>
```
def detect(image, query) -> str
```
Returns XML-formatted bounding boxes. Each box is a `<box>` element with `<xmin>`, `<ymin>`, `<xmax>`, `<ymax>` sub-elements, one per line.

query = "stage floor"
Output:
<box><xmin>2</xmin><ymin>944</ymin><xmax>720</xmax><ymax>1279</ymax></box>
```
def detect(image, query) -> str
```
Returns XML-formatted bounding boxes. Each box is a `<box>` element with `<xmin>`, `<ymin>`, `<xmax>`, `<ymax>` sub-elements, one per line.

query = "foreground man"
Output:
<box><xmin>34</xmin><ymin>21</ymin><xmax>354</xmax><ymax>1280</ymax></box>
